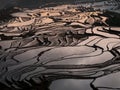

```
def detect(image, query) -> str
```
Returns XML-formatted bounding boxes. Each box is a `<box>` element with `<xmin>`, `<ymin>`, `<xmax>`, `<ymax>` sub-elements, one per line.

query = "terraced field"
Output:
<box><xmin>0</xmin><ymin>2</ymin><xmax>120</xmax><ymax>90</ymax></box>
